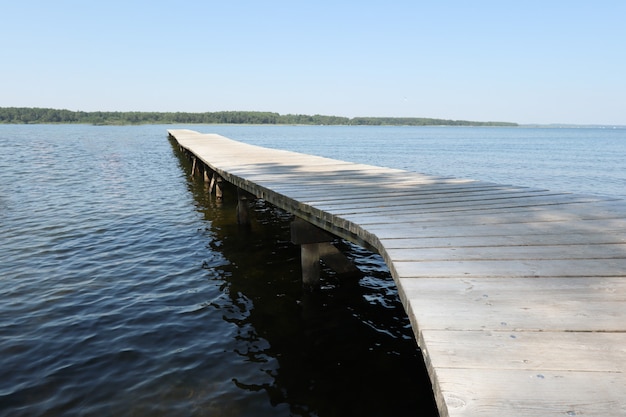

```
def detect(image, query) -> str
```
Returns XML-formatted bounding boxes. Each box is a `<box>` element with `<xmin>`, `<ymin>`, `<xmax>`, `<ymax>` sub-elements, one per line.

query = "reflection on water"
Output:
<box><xmin>176</xmin><ymin>142</ymin><xmax>439</xmax><ymax>416</ymax></box>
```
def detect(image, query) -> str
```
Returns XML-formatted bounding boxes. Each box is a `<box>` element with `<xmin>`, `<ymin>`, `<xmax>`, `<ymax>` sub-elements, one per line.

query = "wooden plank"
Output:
<box><xmin>365</xmin><ymin>219</ymin><xmax>626</xmax><ymax>239</ymax></box>
<box><xmin>378</xmin><ymin>233</ymin><xmax>626</xmax><ymax>248</ymax></box>
<box><xmin>391</xmin><ymin>258</ymin><xmax>626</xmax><ymax>278</ymax></box>
<box><xmin>431</xmin><ymin>368</ymin><xmax>626</xmax><ymax>417</ymax></box>
<box><xmin>308</xmin><ymin>189</ymin><xmax>562</xmax><ymax>210</ymax></box>
<box><xmin>385</xmin><ymin>243</ymin><xmax>626</xmax><ymax>261</ymax></box>
<box><xmin>265</xmin><ymin>182</ymin><xmax>507</xmax><ymax>200</ymax></box>
<box><xmin>421</xmin><ymin>331</ymin><xmax>626</xmax><ymax>416</ymax></box>
<box><xmin>319</xmin><ymin>194</ymin><xmax>606</xmax><ymax>216</ymax></box>
<box><xmin>420</xmin><ymin>330</ymin><xmax>626</xmax><ymax>372</ymax></box>
<box><xmin>398</xmin><ymin>277</ymin><xmax>626</xmax><ymax>332</ymax></box>
<box><xmin>347</xmin><ymin>201</ymin><xmax>626</xmax><ymax>226</ymax></box>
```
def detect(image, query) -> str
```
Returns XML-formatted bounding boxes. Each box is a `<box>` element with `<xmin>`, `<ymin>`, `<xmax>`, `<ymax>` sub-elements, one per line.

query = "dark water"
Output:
<box><xmin>0</xmin><ymin>125</ymin><xmax>438</xmax><ymax>417</ymax></box>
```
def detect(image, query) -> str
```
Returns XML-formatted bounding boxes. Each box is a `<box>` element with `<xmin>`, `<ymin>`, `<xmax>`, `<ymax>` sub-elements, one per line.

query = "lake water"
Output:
<box><xmin>1</xmin><ymin>124</ymin><xmax>624</xmax><ymax>417</ymax></box>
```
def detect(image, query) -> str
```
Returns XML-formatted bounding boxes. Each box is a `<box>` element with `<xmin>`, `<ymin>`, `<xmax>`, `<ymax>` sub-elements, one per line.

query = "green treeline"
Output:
<box><xmin>0</xmin><ymin>107</ymin><xmax>517</xmax><ymax>127</ymax></box>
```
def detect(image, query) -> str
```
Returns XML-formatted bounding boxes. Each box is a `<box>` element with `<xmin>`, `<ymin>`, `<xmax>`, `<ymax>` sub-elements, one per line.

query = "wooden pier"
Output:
<box><xmin>168</xmin><ymin>129</ymin><xmax>626</xmax><ymax>417</ymax></box>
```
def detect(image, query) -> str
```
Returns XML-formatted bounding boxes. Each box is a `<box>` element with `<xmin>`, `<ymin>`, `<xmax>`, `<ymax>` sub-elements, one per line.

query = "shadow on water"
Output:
<box><xmin>173</xmin><ymin>143</ymin><xmax>439</xmax><ymax>417</ymax></box>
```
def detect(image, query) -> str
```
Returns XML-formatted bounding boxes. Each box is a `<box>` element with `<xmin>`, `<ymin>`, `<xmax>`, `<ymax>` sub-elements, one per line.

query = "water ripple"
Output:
<box><xmin>0</xmin><ymin>125</ymin><xmax>442</xmax><ymax>417</ymax></box>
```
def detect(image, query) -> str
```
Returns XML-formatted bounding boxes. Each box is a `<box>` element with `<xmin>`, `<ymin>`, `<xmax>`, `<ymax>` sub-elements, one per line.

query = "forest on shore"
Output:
<box><xmin>0</xmin><ymin>107</ymin><xmax>518</xmax><ymax>127</ymax></box>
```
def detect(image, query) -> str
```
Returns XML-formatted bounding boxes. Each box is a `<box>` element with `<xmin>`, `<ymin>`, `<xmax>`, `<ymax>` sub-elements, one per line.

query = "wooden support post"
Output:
<box><xmin>209</xmin><ymin>173</ymin><xmax>217</xmax><ymax>192</ymax></box>
<box><xmin>236</xmin><ymin>188</ymin><xmax>250</xmax><ymax>226</ymax></box>
<box><xmin>190</xmin><ymin>156</ymin><xmax>197</xmax><ymax>177</ymax></box>
<box><xmin>215</xmin><ymin>177</ymin><xmax>223</xmax><ymax>199</ymax></box>
<box><xmin>301</xmin><ymin>243</ymin><xmax>321</xmax><ymax>291</ymax></box>
<box><xmin>291</xmin><ymin>218</ymin><xmax>360</xmax><ymax>290</ymax></box>
<box><xmin>203</xmin><ymin>167</ymin><xmax>210</xmax><ymax>183</ymax></box>
<box><xmin>209</xmin><ymin>173</ymin><xmax>223</xmax><ymax>199</ymax></box>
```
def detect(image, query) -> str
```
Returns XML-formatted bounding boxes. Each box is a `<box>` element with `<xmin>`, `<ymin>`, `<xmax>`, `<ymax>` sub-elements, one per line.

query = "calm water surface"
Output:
<box><xmin>1</xmin><ymin>124</ymin><xmax>624</xmax><ymax>416</ymax></box>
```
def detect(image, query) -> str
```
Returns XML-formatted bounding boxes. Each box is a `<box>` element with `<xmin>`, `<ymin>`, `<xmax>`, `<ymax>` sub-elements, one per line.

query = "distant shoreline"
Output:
<box><xmin>519</xmin><ymin>124</ymin><xmax>626</xmax><ymax>129</ymax></box>
<box><xmin>0</xmin><ymin>107</ymin><xmax>517</xmax><ymax>127</ymax></box>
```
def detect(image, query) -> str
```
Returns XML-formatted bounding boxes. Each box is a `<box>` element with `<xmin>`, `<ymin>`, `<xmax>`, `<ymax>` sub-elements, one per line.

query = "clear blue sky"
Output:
<box><xmin>2</xmin><ymin>1</ymin><xmax>625</xmax><ymax>125</ymax></box>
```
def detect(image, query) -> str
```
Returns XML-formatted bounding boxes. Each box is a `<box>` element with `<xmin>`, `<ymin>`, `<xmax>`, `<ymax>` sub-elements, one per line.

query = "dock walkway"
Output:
<box><xmin>168</xmin><ymin>129</ymin><xmax>626</xmax><ymax>417</ymax></box>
